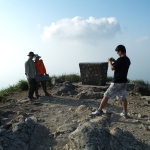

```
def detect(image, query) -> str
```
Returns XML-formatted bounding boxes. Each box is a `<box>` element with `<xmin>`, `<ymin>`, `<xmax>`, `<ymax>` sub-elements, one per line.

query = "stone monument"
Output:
<box><xmin>79</xmin><ymin>62</ymin><xmax>108</xmax><ymax>86</ymax></box>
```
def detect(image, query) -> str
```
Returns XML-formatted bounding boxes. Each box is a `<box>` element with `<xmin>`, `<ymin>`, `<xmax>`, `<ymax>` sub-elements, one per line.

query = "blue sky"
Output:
<box><xmin>0</xmin><ymin>0</ymin><xmax>150</xmax><ymax>88</ymax></box>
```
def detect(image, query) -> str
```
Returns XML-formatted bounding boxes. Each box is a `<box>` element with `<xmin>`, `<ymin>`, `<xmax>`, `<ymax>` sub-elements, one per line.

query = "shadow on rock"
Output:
<box><xmin>0</xmin><ymin>117</ymin><xmax>57</xmax><ymax>150</ymax></box>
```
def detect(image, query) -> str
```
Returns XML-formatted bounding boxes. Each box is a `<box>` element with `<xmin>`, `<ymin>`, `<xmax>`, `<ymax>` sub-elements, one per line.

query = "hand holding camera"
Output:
<box><xmin>108</xmin><ymin>57</ymin><xmax>115</xmax><ymax>62</ymax></box>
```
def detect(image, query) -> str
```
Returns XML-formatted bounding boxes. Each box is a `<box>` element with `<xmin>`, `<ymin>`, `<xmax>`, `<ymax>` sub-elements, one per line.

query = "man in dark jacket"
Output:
<box><xmin>25</xmin><ymin>52</ymin><xmax>36</xmax><ymax>102</ymax></box>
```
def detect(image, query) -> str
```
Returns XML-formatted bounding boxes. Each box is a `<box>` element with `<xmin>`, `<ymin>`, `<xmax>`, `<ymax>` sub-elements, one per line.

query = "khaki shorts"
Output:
<box><xmin>104</xmin><ymin>83</ymin><xmax>127</xmax><ymax>100</ymax></box>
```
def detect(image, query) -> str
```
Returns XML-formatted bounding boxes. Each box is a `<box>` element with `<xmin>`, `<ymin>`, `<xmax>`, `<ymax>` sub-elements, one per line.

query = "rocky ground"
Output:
<box><xmin>0</xmin><ymin>82</ymin><xmax>150</xmax><ymax>150</ymax></box>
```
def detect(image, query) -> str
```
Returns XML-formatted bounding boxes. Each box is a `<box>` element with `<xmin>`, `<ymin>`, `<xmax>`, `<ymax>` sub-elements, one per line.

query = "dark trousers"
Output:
<box><xmin>35</xmin><ymin>81</ymin><xmax>48</xmax><ymax>97</ymax></box>
<box><xmin>28</xmin><ymin>78</ymin><xmax>36</xmax><ymax>98</ymax></box>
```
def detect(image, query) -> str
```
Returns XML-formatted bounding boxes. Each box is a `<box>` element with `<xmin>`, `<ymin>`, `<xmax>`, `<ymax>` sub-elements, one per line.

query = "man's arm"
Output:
<box><xmin>108</xmin><ymin>58</ymin><xmax>115</xmax><ymax>70</ymax></box>
<box><xmin>25</xmin><ymin>61</ymin><xmax>32</xmax><ymax>80</ymax></box>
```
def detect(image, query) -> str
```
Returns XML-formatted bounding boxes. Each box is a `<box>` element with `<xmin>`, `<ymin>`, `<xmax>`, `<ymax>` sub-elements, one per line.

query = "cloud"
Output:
<box><xmin>41</xmin><ymin>16</ymin><xmax>121</xmax><ymax>43</ymax></box>
<box><xmin>136</xmin><ymin>36</ymin><xmax>149</xmax><ymax>43</ymax></box>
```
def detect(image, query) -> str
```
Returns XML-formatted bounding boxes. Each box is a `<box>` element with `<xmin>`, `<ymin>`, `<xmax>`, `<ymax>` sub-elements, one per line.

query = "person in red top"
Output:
<box><xmin>34</xmin><ymin>54</ymin><xmax>50</xmax><ymax>98</ymax></box>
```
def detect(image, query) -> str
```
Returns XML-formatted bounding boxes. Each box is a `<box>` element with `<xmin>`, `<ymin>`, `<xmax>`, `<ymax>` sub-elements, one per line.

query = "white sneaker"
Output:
<box><xmin>120</xmin><ymin>112</ymin><xmax>127</xmax><ymax>118</ymax></box>
<box><xmin>92</xmin><ymin>110</ymin><xmax>103</xmax><ymax>116</ymax></box>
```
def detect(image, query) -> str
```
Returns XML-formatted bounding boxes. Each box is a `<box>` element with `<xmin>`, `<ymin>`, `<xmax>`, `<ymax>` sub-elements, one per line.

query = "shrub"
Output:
<box><xmin>0</xmin><ymin>95</ymin><xmax>4</xmax><ymax>102</ymax></box>
<box><xmin>16</xmin><ymin>80</ymin><xmax>28</xmax><ymax>91</ymax></box>
<box><xmin>106</xmin><ymin>76</ymin><xmax>113</xmax><ymax>82</ymax></box>
<box><xmin>131</xmin><ymin>79</ymin><xmax>150</xmax><ymax>87</ymax></box>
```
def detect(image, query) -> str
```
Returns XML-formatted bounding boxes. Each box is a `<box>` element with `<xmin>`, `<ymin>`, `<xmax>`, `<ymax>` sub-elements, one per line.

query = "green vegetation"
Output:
<box><xmin>0</xmin><ymin>79</ymin><xmax>28</xmax><ymax>102</ymax></box>
<box><xmin>130</xmin><ymin>79</ymin><xmax>150</xmax><ymax>87</ymax></box>
<box><xmin>106</xmin><ymin>76</ymin><xmax>113</xmax><ymax>82</ymax></box>
<box><xmin>0</xmin><ymin>74</ymin><xmax>150</xmax><ymax>102</ymax></box>
<box><xmin>58</xmin><ymin>73</ymin><xmax>82</xmax><ymax>83</ymax></box>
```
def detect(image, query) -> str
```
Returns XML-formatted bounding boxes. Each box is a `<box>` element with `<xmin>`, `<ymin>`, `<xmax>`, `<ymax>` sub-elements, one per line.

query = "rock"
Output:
<box><xmin>147</xmin><ymin>126</ymin><xmax>150</xmax><ymax>130</ymax></box>
<box><xmin>141</xmin><ymin>124</ymin><xmax>148</xmax><ymax>131</ymax></box>
<box><xmin>17</xmin><ymin>111</ymin><xmax>26</xmax><ymax>116</ymax></box>
<box><xmin>51</xmin><ymin>78</ymin><xmax>64</xmax><ymax>85</ymax></box>
<box><xmin>66</xmin><ymin>122</ymin><xmax>110</xmax><ymax>150</ymax></box>
<box><xmin>76</xmin><ymin>90</ymin><xmax>103</xmax><ymax>99</ymax></box>
<box><xmin>1</xmin><ymin>117</ymin><xmax>49</xmax><ymax>150</ymax></box>
<box><xmin>0</xmin><ymin>129</ymin><xmax>6</xmax><ymax>136</ymax></box>
<box><xmin>110</xmin><ymin>127</ymin><xmax>141</xmax><ymax>150</ymax></box>
<box><xmin>140</xmin><ymin>96</ymin><xmax>150</xmax><ymax>104</ymax></box>
<box><xmin>75</xmin><ymin>105</ymin><xmax>87</xmax><ymax>114</ymax></box>
<box><xmin>1</xmin><ymin>122</ymin><xmax>12</xmax><ymax>130</ymax></box>
<box><xmin>138</xmin><ymin>113</ymin><xmax>142</xmax><ymax>118</ymax></box>
<box><xmin>66</xmin><ymin>122</ymin><xmax>141</xmax><ymax>150</ymax></box>
<box><xmin>91</xmin><ymin>86</ymin><xmax>108</xmax><ymax>92</ymax></box>
<box><xmin>134</xmin><ymin>84</ymin><xmax>150</xmax><ymax>96</ymax></box>
<box><xmin>5</xmin><ymin>99</ymin><xmax>16</xmax><ymax>103</ymax></box>
<box><xmin>30</xmin><ymin>116</ymin><xmax>38</xmax><ymax>122</ymax></box>
<box><xmin>127</xmin><ymin>83</ymin><xmax>135</xmax><ymax>91</ymax></box>
<box><xmin>52</xmin><ymin>81</ymin><xmax>75</xmax><ymax>96</ymax></box>
<box><xmin>56</xmin><ymin>122</ymin><xmax>78</xmax><ymax>135</ymax></box>
<box><xmin>1</xmin><ymin>118</ymin><xmax>11</xmax><ymax>125</ymax></box>
<box><xmin>140</xmin><ymin>96</ymin><xmax>150</xmax><ymax>100</ymax></box>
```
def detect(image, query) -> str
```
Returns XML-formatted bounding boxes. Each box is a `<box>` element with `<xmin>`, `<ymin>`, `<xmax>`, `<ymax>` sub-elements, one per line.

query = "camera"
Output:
<box><xmin>110</xmin><ymin>57</ymin><xmax>114</xmax><ymax>61</ymax></box>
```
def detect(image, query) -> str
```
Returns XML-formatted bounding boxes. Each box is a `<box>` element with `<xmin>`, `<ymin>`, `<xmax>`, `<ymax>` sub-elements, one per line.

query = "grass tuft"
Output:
<box><xmin>16</xmin><ymin>80</ymin><xmax>28</xmax><ymax>91</ymax></box>
<box><xmin>58</xmin><ymin>73</ymin><xmax>82</xmax><ymax>83</ymax></box>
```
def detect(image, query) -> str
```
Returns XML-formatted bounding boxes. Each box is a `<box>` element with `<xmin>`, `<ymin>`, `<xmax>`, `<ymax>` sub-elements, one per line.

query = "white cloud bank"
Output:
<box><xmin>136</xmin><ymin>36</ymin><xmax>149</xmax><ymax>43</ymax></box>
<box><xmin>41</xmin><ymin>16</ymin><xmax>120</xmax><ymax>43</ymax></box>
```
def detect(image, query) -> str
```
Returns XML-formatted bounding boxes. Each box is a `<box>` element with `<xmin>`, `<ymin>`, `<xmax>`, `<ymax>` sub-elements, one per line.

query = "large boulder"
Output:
<box><xmin>0</xmin><ymin>117</ymin><xmax>50</xmax><ymax>150</ymax></box>
<box><xmin>65</xmin><ymin>122</ymin><xmax>110</xmax><ymax>150</ymax></box>
<box><xmin>65</xmin><ymin>122</ymin><xmax>141</xmax><ymax>150</ymax></box>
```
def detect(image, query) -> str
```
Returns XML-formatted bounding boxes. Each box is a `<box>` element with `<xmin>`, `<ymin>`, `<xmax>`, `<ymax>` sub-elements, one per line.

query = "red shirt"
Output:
<box><xmin>34</xmin><ymin>60</ymin><xmax>46</xmax><ymax>75</ymax></box>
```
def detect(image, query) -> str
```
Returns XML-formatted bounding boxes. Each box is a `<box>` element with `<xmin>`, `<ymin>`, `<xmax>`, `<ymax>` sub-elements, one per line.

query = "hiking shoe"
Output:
<box><xmin>31</xmin><ymin>97</ymin><xmax>37</xmax><ymax>99</ymax></box>
<box><xmin>45</xmin><ymin>93</ymin><xmax>51</xmax><ymax>96</ymax></box>
<box><xmin>29</xmin><ymin>98</ymin><xmax>33</xmax><ymax>103</ymax></box>
<box><xmin>120</xmin><ymin>112</ymin><xmax>128</xmax><ymax>118</ymax></box>
<box><xmin>36</xmin><ymin>95</ymin><xmax>41</xmax><ymax>99</ymax></box>
<box><xmin>92</xmin><ymin>109</ymin><xmax>104</xmax><ymax>116</ymax></box>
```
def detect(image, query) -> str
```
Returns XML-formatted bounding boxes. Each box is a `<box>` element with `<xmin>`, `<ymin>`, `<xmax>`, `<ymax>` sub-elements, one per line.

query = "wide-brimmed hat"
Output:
<box><xmin>34</xmin><ymin>54</ymin><xmax>41</xmax><ymax>59</ymax></box>
<box><xmin>27</xmin><ymin>51</ymin><xmax>35</xmax><ymax>56</ymax></box>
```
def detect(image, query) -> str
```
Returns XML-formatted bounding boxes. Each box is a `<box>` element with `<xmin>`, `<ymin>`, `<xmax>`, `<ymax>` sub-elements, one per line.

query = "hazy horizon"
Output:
<box><xmin>0</xmin><ymin>0</ymin><xmax>150</xmax><ymax>89</ymax></box>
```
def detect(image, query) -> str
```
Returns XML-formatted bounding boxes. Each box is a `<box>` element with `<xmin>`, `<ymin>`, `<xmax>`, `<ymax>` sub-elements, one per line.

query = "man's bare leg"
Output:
<box><xmin>122</xmin><ymin>98</ymin><xmax>127</xmax><ymax>113</ymax></box>
<box><xmin>98</xmin><ymin>97</ymin><xmax>108</xmax><ymax>110</ymax></box>
<box><xmin>92</xmin><ymin>97</ymin><xmax>109</xmax><ymax>115</ymax></box>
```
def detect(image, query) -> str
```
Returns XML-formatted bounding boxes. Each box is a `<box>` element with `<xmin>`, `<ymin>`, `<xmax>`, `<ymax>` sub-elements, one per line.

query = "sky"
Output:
<box><xmin>0</xmin><ymin>0</ymin><xmax>150</xmax><ymax>89</ymax></box>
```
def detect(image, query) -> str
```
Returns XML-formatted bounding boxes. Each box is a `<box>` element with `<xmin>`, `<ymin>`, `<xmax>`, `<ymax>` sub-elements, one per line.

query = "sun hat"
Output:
<box><xmin>27</xmin><ymin>51</ymin><xmax>35</xmax><ymax>56</ymax></box>
<box><xmin>34</xmin><ymin>54</ymin><xmax>41</xmax><ymax>59</ymax></box>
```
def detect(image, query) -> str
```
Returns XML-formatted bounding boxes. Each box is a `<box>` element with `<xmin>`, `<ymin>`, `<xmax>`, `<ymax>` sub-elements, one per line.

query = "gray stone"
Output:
<box><xmin>1</xmin><ymin>118</ymin><xmax>11</xmax><ymax>125</ymax></box>
<box><xmin>0</xmin><ymin>117</ymin><xmax>50</xmax><ymax>150</ymax></box>
<box><xmin>17</xmin><ymin>111</ymin><xmax>26</xmax><ymax>116</ymax></box>
<box><xmin>127</xmin><ymin>83</ymin><xmax>135</xmax><ymax>91</ymax></box>
<box><xmin>75</xmin><ymin>105</ymin><xmax>87</xmax><ymax>114</ymax></box>
<box><xmin>66</xmin><ymin>122</ymin><xmax>141</xmax><ymax>150</ymax></box>
<box><xmin>134</xmin><ymin>84</ymin><xmax>150</xmax><ymax>96</ymax></box>
<box><xmin>51</xmin><ymin>78</ymin><xmax>64</xmax><ymax>85</ymax></box>
<box><xmin>0</xmin><ymin>129</ymin><xmax>6</xmax><ymax>136</ymax></box>
<box><xmin>76</xmin><ymin>90</ymin><xmax>103</xmax><ymax>99</ymax></box>
<box><xmin>66</xmin><ymin>122</ymin><xmax>110</xmax><ymax>150</ymax></box>
<box><xmin>57</xmin><ymin>122</ymin><xmax>78</xmax><ymax>134</ymax></box>
<box><xmin>52</xmin><ymin>81</ymin><xmax>75</xmax><ymax>96</ymax></box>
